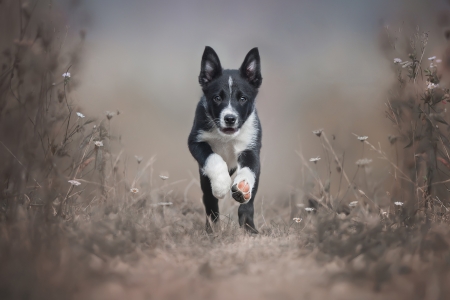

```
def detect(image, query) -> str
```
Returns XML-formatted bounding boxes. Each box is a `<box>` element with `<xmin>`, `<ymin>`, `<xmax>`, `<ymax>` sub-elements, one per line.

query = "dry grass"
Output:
<box><xmin>2</xmin><ymin>1</ymin><xmax>450</xmax><ymax>299</ymax></box>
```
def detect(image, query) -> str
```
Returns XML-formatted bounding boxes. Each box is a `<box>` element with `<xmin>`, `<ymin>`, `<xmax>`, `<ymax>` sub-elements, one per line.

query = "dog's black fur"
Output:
<box><xmin>188</xmin><ymin>46</ymin><xmax>262</xmax><ymax>233</ymax></box>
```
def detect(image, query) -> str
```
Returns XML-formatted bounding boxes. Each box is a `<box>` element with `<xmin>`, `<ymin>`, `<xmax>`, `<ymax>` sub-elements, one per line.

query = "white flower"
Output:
<box><xmin>293</xmin><ymin>217</ymin><xmax>302</xmax><ymax>223</ymax></box>
<box><xmin>68</xmin><ymin>180</ymin><xmax>81</xmax><ymax>186</ymax></box>
<box><xmin>356</xmin><ymin>158</ymin><xmax>372</xmax><ymax>166</ymax></box>
<box><xmin>309</xmin><ymin>157</ymin><xmax>321</xmax><ymax>163</ymax></box>
<box><xmin>427</xmin><ymin>81</ymin><xmax>439</xmax><ymax>90</ymax></box>
<box><xmin>312</xmin><ymin>129</ymin><xmax>323</xmax><ymax>137</ymax></box>
<box><xmin>393</xmin><ymin>58</ymin><xmax>402</xmax><ymax>64</ymax></box>
<box><xmin>394</xmin><ymin>201</ymin><xmax>403</xmax><ymax>206</ymax></box>
<box><xmin>305</xmin><ymin>207</ymin><xmax>315</xmax><ymax>212</ymax></box>
<box><xmin>106</xmin><ymin>111</ymin><xmax>115</xmax><ymax>120</ymax></box>
<box><xmin>349</xmin><ymin>201</ymin><xmax>358</xmax><ymax>207</ymax></box>
<box><xmin>76</xmin><ymin>112</ymin><xmax>85</xmax><ymax>118</ymax></box>
<box><xmin>428</xmin><ymin>56</ymin><xmax>436</xmax><ymax>61</ymax></box>
<box><xmin>94</xmin><ymin>141</ymin><xmax>103</xmax><ymax>147</ymax></box>
<box><xmin>159</xmin><ymin>175</ymin><xmax>169</xmax><ymax>180</ymax></box>
<box><xmin>130</xmin><ymin>188</ymin><xmax>139</xmax><ymax>193</ymax></box>
<box><xmin>357</xmin><ymin>136</ymin><xmax>368</xmax><ymax>142</ymax></box>
<box><xmin>62</xmin><ymin>72</ymin><xmax>71</xmax><ymax>78</ymax></box>
<box><xmin>401</xmin><ymin>61</ymin><xmax>412</xmax><ymax>68</ymax></box>
<box><xmin>430</xmin><ymin>63</ymin><xmax>436</xmax><ymax>69</ymax></box>
<box><xmin>436</xmin><ymin>59</ymin><xmax>442</xmax><ymax>63</ymax></box>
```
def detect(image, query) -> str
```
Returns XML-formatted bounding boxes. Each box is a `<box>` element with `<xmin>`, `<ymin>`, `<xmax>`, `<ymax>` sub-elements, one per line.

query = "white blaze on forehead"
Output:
<box><xmin>228</xmin><ymin>76</ymin><xmax>233</xmax><ymax>95</ymax></box>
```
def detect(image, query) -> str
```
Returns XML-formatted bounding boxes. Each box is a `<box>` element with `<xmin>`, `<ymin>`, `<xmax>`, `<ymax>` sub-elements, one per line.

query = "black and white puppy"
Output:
<box><xmin>188</xmin><ymin>46</ymin><xmax>262</xmax><ymax>234</ymax></box>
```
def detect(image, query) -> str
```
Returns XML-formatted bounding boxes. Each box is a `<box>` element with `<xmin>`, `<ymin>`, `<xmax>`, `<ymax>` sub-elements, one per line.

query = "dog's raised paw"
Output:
<box><xmin>231</xmin><ymin>180</ymin><xmax>251</xmax><ymax>203</ymax></box>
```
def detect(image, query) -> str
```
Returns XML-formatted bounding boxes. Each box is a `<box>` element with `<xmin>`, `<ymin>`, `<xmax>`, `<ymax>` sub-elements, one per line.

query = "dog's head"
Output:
<box><xmin>198</xmin><ymin>46</ymin><xmax>262</xmax><ymax>136</ymax></box>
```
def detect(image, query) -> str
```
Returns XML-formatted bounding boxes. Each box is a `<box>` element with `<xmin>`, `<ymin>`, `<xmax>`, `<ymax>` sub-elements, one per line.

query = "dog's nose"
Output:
<box><xmin>224</xmin><ymin>115</ymin><xmax>236</xmax><ymax>126</ymax></box>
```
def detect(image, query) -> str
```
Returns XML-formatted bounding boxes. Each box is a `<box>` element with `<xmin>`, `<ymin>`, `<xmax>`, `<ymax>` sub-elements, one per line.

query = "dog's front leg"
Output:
<box><xmin>188</xmin><ymin>138</ymin><xmax>232</xmax><ymax>199</ymax></box>
<box><xmin>232</xmin><ymin>150</ymin><xmax>260</xmax><ymax>233</ymax></box>
<box><xmin>188</xmin><ymin>139</ymin><xmax>231</xmax><ymax>232</ymax></box>
<box><xmin>202</xmin><ymin>153</ymin><xmax>232</xmax><ymax>199</ymax></box>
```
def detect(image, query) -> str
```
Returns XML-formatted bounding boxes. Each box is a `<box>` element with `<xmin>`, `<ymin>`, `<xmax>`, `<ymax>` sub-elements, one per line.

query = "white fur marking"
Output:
<box><xmin>197</xmin><ymin>111</ymin><xmax>258</xmax><ymax>170</ymax></box>
<box><xmin>228</xmin><ymin>76</ymin><xmax>233</xmax><ymax>95</ymax></box>
<box><xmin>220</xmin><ymin>102</ymin><xmax>238</xmax><ymax>128</ymax></box>
<box><xmin>233</xmin><ymin>166</ymin><xmax>256</xmax><ymax>204</ymax></box>
<box><xmin>202</xmin><ymin>153</ymin><xmax>231</xmax><ymax>199</ymax></box>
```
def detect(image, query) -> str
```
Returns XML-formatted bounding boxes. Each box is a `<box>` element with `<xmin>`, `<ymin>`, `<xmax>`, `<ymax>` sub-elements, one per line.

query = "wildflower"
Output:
<box><xmin>428</xmin><ymin>56</ymin><xmax>436</xmax><ymax>61</ymax></box>
<box><xmin>393</xmin><ymin>58</ymin><xmax>402</xmax><ymax>64</ymax></box>
<box><xmin>62</xmin><ymin>72</ymin><xmax>71</xmax><ymax>84</ymax></box>
<box><xmin>94</xmin><ymin>141</ymin><xmax>103</xmax><ymax>147</ymax></box>
<box><xmin>68</xmin><ymin>180</ymin><xmax>81</xmax><ymax>186</ymax></box>
<box><xmin>130</xmin><ymin>188</ymin><xmax>139</xmax><ymax>193</ymax></box>
<box><xmin>309</xmin><ymin>157</ymin><xmax>321</xmax><ymax>163</ymax></box>
<box><xmin>293</xmin><ymin>217</ymin><xmax>302</xmax><ymax>223</ymax></box>
<box><xmin>401</xmin><ymin>61</ymin><xmax>412</xmax><ymax>68</ymax></box>
<box><xmin>394</xmin><ymin>201</ymin><xmax>403</xmax><ymax>206</ymax></box>
<box><xmin>436</xmin><ymin>59</ymin><xmax>442</xmax><ymax>63</ymax></box>
<box><xmin>135</xmin><ymin>155</ymin><xmax>143</xmax><ymax>164</ymax></box>
<box><xmin>305</xmin><ymin>207</ymin><xmax>315</xmax><ymax>212</ymax></box>
<box><xmin>312</xmin><ymin>129</ymin><xmax>323</xmax><ymax>137</ymax></box>
<box><xmin>427</xmin><ymin>81</ymin><xmax>439</xmax><ymax>90</ymax></box>
<box><xmin>349</xmin><ymin>201</ymin><xmax>358</xmax><ymax>207</ymax></box>
<box><xmin>106</xmin><ymin>111</ymin><xmax>115</xmax><ymax>120</ymax></box>
<box><xmin>357</xmin><ymin>136</ymin><xmax>368</xmax><ymax>142</ymax></box>
<box><xmin>76</xmin><ymin>112</ymin><xmax>85</xmax><ymax>118</ymax></box>
<box><xmin>381</xmin><ymin>211</ymin><xmax>388</xmax><ymax>216</ymax></box>
<box><xmin>356</xmin><ymin>158</ymin><xmax>372</xmax><ymax>166</ymax></box>
<box><xmin>159</xmin><ymin>175</ymin><xmax>169</xmax><ymax>180</ymax></box>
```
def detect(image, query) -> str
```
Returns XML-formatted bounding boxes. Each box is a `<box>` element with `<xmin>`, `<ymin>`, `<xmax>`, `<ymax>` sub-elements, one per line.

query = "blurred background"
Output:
<box><xmin>58</xmin><ymin>0</ymin><xmax>450</xmax><ymax>202</ymax></box>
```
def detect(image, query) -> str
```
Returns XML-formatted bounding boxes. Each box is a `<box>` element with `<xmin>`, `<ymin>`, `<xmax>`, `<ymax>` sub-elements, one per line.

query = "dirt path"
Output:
<box><xmin>76</xmin><ymin>235</ymin><xmax>409</xmax><ymax>300</ymax></box>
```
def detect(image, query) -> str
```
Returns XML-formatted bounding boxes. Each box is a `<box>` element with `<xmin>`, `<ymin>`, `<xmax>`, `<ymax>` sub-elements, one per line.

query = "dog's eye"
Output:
<box><xmin>213</xmin><ymin>96</ymin><xmax>221</xmax><ymax>104</ymax></box>
<box><xmin>239</xmin><ymin>96</ymin><xmax>247</xmax><ymax>104</ymax></box>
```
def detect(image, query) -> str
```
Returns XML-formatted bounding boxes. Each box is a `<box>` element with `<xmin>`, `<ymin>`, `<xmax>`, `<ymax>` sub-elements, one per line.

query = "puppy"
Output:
<box><xmin>188</xmin><ymin>46</ymin><xmax>262</xmax><ymax>233</ymax></box>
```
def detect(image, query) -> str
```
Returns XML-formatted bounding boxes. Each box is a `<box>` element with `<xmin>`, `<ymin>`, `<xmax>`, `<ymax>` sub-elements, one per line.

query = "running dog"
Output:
<box><xmin>188</xmin><ymin>46</ymin><xmax>262</xmax><ymax>233</ymax></box>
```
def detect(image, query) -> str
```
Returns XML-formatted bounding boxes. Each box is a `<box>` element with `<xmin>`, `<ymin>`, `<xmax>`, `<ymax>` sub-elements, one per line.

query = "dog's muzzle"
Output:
<box><xmin>221</xmin><ymin>114</ymin><xmax>238</xmax><ymax>134</ymax></box>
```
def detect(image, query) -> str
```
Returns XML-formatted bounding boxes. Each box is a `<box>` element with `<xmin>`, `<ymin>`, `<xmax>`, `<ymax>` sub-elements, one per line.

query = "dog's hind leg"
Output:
<box><xmin>200</xmin><ymin>171</ymin><xmax>220</xmax><ymax>233</ymax></box>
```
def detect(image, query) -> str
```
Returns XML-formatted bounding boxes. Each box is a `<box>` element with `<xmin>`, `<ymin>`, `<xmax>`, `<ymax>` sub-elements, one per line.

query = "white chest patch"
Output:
<box><xmin>197</xmin><ymin>111</ymin><xmax>258</xmax><ymax>170</ymax></box>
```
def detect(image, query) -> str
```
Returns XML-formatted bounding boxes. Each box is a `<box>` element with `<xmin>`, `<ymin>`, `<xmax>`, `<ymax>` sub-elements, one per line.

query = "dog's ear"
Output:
<box><xmin>199</xmin><ymin>46</ymin><xmax>222</xmax><ymax>87</ymax></box>
<box><xmin>239</xmin><ymin>48</ymin><xmax>262</xmax><ymax>88</ymax></box>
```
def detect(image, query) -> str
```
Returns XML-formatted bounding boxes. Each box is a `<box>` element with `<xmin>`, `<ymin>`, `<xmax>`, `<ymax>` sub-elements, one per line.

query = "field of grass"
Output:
<box><xmin>2</xmin><ymin>1</ymin><xmax>450</xmax><ymax>299</ymax></box>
